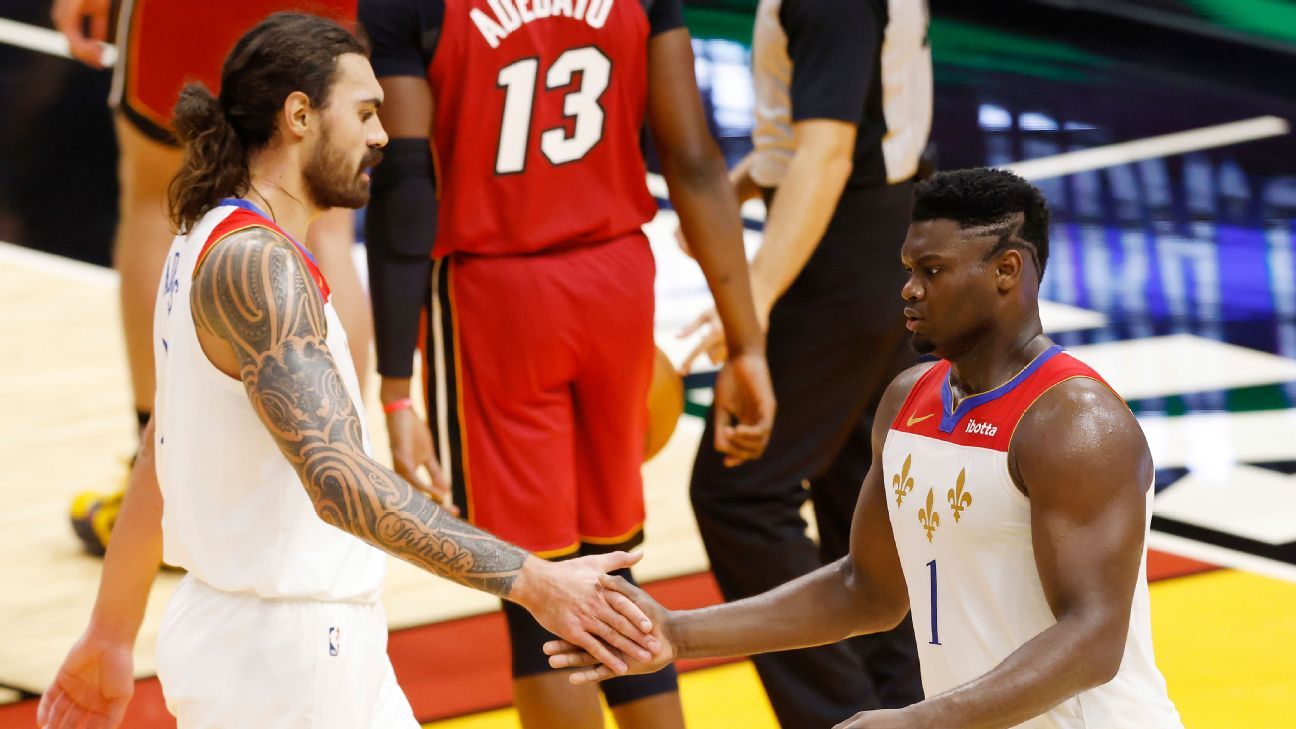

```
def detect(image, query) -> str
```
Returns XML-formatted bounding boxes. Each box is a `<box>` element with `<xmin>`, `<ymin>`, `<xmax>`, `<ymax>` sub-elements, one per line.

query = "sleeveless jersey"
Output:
<box><xmin>882</xmin><ymin>347</ymin><xmax>1182</xmax><ymax>728</ymax></box>
<box><xmin>427</xmin><ymin>0</ymin><xmax>659</xmax><ymax>257</ymax></box>
<box><xmin>151</xmin><ymin>200</ymin><xmax>386</xmax><ymax>603</ymax></box>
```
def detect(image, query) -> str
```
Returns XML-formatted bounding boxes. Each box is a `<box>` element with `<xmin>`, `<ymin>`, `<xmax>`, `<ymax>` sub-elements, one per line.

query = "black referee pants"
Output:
<box><xmin>690</xmin><ymin>181</ymin><xmax>923</xmax><ymax>728</ymax></box>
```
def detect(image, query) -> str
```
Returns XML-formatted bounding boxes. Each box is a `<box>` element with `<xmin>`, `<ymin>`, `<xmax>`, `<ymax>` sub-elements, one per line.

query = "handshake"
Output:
<box><xmin>528</xmin><ymin>560</ymin><xmax>676</xmax><ymax>683</ymax></box>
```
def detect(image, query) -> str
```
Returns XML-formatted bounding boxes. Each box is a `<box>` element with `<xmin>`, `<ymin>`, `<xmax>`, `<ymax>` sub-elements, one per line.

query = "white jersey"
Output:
<box><xmin>152</xmin><ymin>199</ymin><xmax>386</xmax><ymax>603</ymax></box>
<box><xmin>882</xmin><ymin>347</ymin><xmax>1182</xmax><ymax>728</ymax></box>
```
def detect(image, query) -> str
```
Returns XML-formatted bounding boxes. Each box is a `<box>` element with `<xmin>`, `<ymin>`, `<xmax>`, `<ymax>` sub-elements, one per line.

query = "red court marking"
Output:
<box><xmin>0</xmin><ymin>677</ymin><xmax>173</xmax><ymax>729</ymax></box>
<box><xmin>1147</xmin><ymin>548</ymin><xmax>1218</xmax><ymax>582</ymax></box>
<box><xmin>391</xmin><ymin>571</ymin><xmax>732</xmax><ymax>722</ymax></box>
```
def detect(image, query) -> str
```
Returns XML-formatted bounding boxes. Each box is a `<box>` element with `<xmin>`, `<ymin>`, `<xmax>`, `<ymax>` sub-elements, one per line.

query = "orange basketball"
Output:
<box><xmin>645</xmin><ymin>347</ymin><xmax>684</xmax><ymax>460</ymax></box>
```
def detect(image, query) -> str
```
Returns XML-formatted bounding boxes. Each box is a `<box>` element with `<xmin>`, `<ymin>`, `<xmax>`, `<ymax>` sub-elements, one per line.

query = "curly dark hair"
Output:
<box><xmin>167</xmin><ymin>12</ymin><xmax>369</xmax><ymax>232</ymax></box>
<box><xmin>912</xmin><ymin>168</ymin><xmax>1051</xmax><ymax>279</ymax></box>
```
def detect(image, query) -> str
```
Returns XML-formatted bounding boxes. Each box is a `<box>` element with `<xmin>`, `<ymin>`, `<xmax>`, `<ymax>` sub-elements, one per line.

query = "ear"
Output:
<box><xmin>995</xmin><ymin>248</ymin><xmax>1024</xmax><ymax>292</ymax></box>
<box><xmin>282</xmin><ymin>90</ymin><xmax>314</xmax><ymax>140</ymax></box>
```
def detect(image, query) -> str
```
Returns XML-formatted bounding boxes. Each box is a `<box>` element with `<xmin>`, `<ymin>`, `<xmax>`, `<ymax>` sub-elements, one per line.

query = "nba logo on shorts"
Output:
<box><xmin>328</xmin><ymin>627</ymin><xmax>341</xmax><ymax>657</ymax></box>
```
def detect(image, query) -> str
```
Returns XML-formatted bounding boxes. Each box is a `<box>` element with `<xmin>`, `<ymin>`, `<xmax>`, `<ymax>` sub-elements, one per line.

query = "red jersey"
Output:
<box><xmin>114</xmin><ymin>0</ymin><xmax>358</xmax><ymax>141</ymax></box>
<box><xmin>365</xmin><ymin>0</ymin><xmax>684</xmax><ymax>257</ymax></box>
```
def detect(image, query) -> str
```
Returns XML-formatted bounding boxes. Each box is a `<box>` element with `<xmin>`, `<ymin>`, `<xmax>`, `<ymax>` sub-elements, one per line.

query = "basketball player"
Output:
<box><xmin>52</xmin><ymin>0</ymin><xmax>375</xmax><ymax>556</ymax></box>
<box><xmin>38</xmin><ymin>14</ymin><xmax>663</xmax><ymax>728</ymax></box>
<box><xmin>359</xmin><ymin>0</ymin><xmax>777</xmax><ymax>726</ymax></box>
<box><xmin>544</xmin><ymin>169</ymin><xmax>1185</xmax><ymax>729</ymax></box>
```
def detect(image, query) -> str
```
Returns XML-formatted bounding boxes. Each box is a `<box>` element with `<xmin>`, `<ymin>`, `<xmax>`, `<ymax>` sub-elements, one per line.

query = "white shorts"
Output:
<box><xmin>156</xmin><ymin>575</ymin><xmax>419</xmax><ymax>729</ymax></box>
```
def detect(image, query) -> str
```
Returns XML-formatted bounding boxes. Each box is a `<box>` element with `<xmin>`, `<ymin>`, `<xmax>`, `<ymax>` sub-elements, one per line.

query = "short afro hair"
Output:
<box><xmin>912</xmin><ymin>168</ymin><xmax>1051</xmax><ymax>279</ymax></box>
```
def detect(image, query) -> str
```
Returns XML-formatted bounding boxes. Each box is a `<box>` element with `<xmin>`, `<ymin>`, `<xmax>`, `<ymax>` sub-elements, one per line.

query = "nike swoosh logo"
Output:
<box><xmin>906</xmin><ymin>413</ymin><xmax>934</xmax><ymax>427</ymax></box>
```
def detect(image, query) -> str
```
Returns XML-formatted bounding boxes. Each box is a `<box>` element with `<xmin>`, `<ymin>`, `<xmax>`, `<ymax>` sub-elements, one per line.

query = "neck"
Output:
<box><xmin>947</xmin><ymin>312</ymin><xmax>1050</xmax><ymax>399</ymax></box>
<box><xmin>245</xmin><ymin>152</ymin><xmax>319</xmax><ymax>242</ymax></box>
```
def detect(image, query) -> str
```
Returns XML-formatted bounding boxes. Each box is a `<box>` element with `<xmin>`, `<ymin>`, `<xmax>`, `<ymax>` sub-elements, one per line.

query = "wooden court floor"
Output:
<box><xmin>2</xmin><ymin>240</ymin><xmax>1294</xmax><ymax>728</ymax></box>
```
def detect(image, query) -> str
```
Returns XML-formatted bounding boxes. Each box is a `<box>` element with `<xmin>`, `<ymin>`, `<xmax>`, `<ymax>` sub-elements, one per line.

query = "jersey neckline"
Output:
<box><xmin>938</xmin><ymin>345</ymin><xmax>1063</xmax><ymax>433</ymax></box>
<box><xmin>217</xmin><ymin>197</ymin><xmax>320</xmax><ymax>267</ymax></box>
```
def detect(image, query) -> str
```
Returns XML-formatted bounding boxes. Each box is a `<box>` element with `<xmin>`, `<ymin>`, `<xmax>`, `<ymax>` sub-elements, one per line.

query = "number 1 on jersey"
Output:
<box><xmin>927</xmin><ymin>559</ymin><xmax>941</xmax><ymax>645</ymax></box>
<box><xmin>495</xmin><ymin>47</ymin><xmax>611</xmax><ymax>174</ymax></box>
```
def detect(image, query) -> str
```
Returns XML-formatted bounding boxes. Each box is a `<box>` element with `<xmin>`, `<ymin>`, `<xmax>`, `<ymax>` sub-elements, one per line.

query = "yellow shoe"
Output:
<box><xmin>69</xmin><ymin>485</ymin><xmax>125</xmax><ymax>557</ymax></box>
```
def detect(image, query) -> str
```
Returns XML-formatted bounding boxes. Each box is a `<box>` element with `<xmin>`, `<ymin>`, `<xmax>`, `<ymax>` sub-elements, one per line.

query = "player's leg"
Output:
<box><xmin>370</xmin><ymin>659</ymin><xmax>422</xmax><ymax>729</ymax></box>
<box><xmin>508</xmin><ymin>602</ymin><xmax>605</xmax><ymax>729</ymax></box>
<box><xmin>689</xmin><ymin>292</ymin><xmax>883</xmax><ymax>728</ymax></box>
<box><xmin>431</xmin><ymin>254</ymin><xmax>601</xmax><ymax>728</ymax></box>
<box><xmin>568</xmin><ymin>234</ymin><xmax>685</xmax><ymax>729</ymax></box>
<box><xmin>307</xmin><ymin>207</ymin><xmax>372</xmax><ymax>388</ymax></box>
<box><xmin>806</xmin><ymin>336</ymin><xmax>922</xmax><ymax>710</ymax></box>
<box><xmin>688</xmin><ymin>179</ymin><xmax>922</xmax><ymax>727</ymax></box>
<box><xmin>157</xmin><ymin>577</ymin><xmax>417</xmax><ymax>728</ymax></box>
<box><xmin>804</xmin><ymin>181</ymin><xmax>923</xmax><ymax>709</ymax></box>
<box><xmin>69</xmin><ymin>113</ymin><xmax>182</xmax><ymax>555</ymax></box>
<box><xmin>600</xmin><ymin>569</ymin><xmax>683</xmax><ymax>729</ymax></box>
<box><xmin>114</xmin><ymin>115</ymin><xmax>181</xmax><ymax>434</ymax></box>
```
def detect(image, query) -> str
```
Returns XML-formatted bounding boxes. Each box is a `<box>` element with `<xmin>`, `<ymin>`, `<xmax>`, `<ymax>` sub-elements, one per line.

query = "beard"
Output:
<box><xmin>303</xmin><ymin>125</ymin><xmax>382</xmax><ymax>210</ymax></box>
<box><xmin>910</xmin><ymin>332</ymin><xmax>937</xmax><ymax>356</ymax></box>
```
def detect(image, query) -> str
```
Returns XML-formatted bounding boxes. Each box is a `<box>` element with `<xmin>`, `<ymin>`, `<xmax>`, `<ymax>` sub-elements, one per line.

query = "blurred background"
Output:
<box><xmin>1</xmin><ymin>0</ymin><xmax>1295</xmax><ymax>727</ymax></box>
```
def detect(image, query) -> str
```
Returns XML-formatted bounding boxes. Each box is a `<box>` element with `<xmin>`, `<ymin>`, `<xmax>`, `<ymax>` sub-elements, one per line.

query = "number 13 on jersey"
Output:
<box><xmin>495</xmin><ymin>46</ymin><xmax>611</xmax><ymax>174</ymax></box>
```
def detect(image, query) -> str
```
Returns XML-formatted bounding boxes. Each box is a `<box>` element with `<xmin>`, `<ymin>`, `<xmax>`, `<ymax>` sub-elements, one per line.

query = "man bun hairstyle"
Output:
<box><xmin>168</xmin><ymin>12</ymin><xmax>369</xmax><ymax>232</ymax></box>
<box><xmin>912</xmin><ymin>168</ymin><xmax>1051</xmax><ymax>279</ymax></box>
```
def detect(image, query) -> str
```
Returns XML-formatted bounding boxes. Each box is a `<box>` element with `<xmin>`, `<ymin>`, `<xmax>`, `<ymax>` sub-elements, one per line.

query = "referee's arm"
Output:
<box><xmin>747</xmin><ymin>0</ymin><xmax>876</xmax><ymax>319</ymax></box>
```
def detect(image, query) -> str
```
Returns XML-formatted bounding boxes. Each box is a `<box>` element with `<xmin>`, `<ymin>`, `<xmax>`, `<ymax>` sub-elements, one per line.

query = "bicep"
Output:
<box><xmin>645</xmin><ymin>28</ymin><xmax>713</xmax><ymax>161</ymax></box>
<box><xmin>846</xmin><ymin>455</ymin><xmax>908</xmax><ymax>614</ymax></box>
<box><xmin>191</xmin><ymin>234</ymin><xmax>362</xmax><ymax>463</ymax></box>
<box><xmin>1017</xmin><ymin>383</ymin><xmax>1151</xmax><ymax>623</ymax></box>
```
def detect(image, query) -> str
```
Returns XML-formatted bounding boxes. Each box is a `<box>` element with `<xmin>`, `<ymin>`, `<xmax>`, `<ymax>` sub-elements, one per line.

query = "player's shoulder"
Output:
<box><xmin>194</xmin><ymin>223</ymin><xmax>299</xmax><ymax>287</ymax></box>
<box><xmin>875</xmin><ymin>361</ymin><xmax>939</xmax><ymax>430</ymax></box>
<box><xmin>888</xmin><ymin>361</ymin><xmax>939</xmax><ymax>400</ymax></box>
<box><xmin>1014</xmin><ymin>374</ymin><xmax>1143</xmax><ymax>458</ymax></box>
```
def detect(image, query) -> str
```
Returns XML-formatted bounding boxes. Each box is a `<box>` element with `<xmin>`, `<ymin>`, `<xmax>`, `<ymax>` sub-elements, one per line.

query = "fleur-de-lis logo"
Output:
<box><xmin>947</xmin><ymin>468</ymin><xmax>972</xmax><ymax>523</ymax></box>
<box><xmin>892</xmin><ymin>454</ymin><xmax>916</xmax><ymax>507</ymax></box>
<box><xmin>918</xmin><ymin>488</ymin><xmax>940</xmax><ymax>542</ymax></box>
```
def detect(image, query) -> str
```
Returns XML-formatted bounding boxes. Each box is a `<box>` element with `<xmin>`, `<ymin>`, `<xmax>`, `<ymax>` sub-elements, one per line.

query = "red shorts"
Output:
<box><xmin>425</xmin><ymin>234</ymin><xmax>656</xmax><ymax>556</ymax></box>
<box><xmin>110</xmin><ymin>0</ymin><xmax>358</xmax><ymax>143</ymax></box>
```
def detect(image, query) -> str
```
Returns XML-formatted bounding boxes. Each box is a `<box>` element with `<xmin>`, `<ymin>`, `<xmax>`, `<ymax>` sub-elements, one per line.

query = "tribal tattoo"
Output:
<box><xmin>191</xmin><ymin>228</ymin><xmax>525</xmax><ymax>597</ymax></box>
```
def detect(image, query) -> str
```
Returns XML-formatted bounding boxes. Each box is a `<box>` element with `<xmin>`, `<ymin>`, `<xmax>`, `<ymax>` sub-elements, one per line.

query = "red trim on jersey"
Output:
<box><xmin>890</xmin><ymin>352</ymin><xmax>1117</xmax><ymax>452</ymax></box>
<box><xmin>195</xmin><ymin>209</ymin><xmax>332</xmax><ymax>302</ymax></box>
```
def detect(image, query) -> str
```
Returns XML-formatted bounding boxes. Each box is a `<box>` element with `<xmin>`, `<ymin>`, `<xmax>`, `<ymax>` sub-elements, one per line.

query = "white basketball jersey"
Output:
<box><xmin>882</xmin><ymin>347</ymin><xmax>1182</xmax><ymax>728</ymax></box>
<box><xmin>152</xmin><ymin>199</ymin><xmax>386</xmax><ymax>603</ymax></box>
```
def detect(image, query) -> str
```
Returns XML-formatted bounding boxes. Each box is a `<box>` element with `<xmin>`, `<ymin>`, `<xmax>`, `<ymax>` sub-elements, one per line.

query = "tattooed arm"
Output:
<box><xmin>190</xmin><ymin>229</ymin><xmax>659</xmax><ymax>670</ymax></box>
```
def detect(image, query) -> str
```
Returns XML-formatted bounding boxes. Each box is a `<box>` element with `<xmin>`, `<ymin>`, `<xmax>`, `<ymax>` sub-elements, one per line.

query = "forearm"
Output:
<box><xmin>913</xmin><ymin>618</ymin><xmax>1120</xmax><ymax>729</ymax></box>
<box><xmin>305</xmin><ymin>452</ymin><xmax>528</xmax><ymax>598</ymax></box>
<box><xmin>87</xmin><ymin>425</ymin><xmax>163</xmax><ymax>644</ymax></box>
<box><xmin>380</xmin><ymin>376</ymin><xmax>416</xmax><ymax>404</ymax></box>
<box><xmin>748</xmin><ymin>147</ymin><xmax>851</xmax><ymax>310</ymax></box>
<box><xmin>366</xmin><ymin>137</ymin><xmax>435</xmax><ymax>380</ymax></box>
<box><xmin>672</xmin><ymin>557</ymin><xmax>893</xmax><ymax>659</ymax></box>
<box><xmin>665</xmin><ymin>148</ymin><xmax>764</xmax><ymax>352</ymax></box>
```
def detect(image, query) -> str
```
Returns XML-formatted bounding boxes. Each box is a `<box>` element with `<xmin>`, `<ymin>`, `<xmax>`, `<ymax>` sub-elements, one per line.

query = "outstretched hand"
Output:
<box><xmin>520</xmin><ymin>552</ymin><xmax>664</xmax><ymax>677</ymax></box>
<box><xmin>543</xmin><ymin>573</ymin><xmax>677</xmax><ymax>684</ymax></box>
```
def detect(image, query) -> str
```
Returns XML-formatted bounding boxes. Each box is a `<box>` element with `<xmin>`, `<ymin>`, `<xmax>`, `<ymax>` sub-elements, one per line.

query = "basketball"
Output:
<box><xmin>645</xmin><ymin>346</ymin><xmax>684</xmax><ymax>460</ymax></box>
